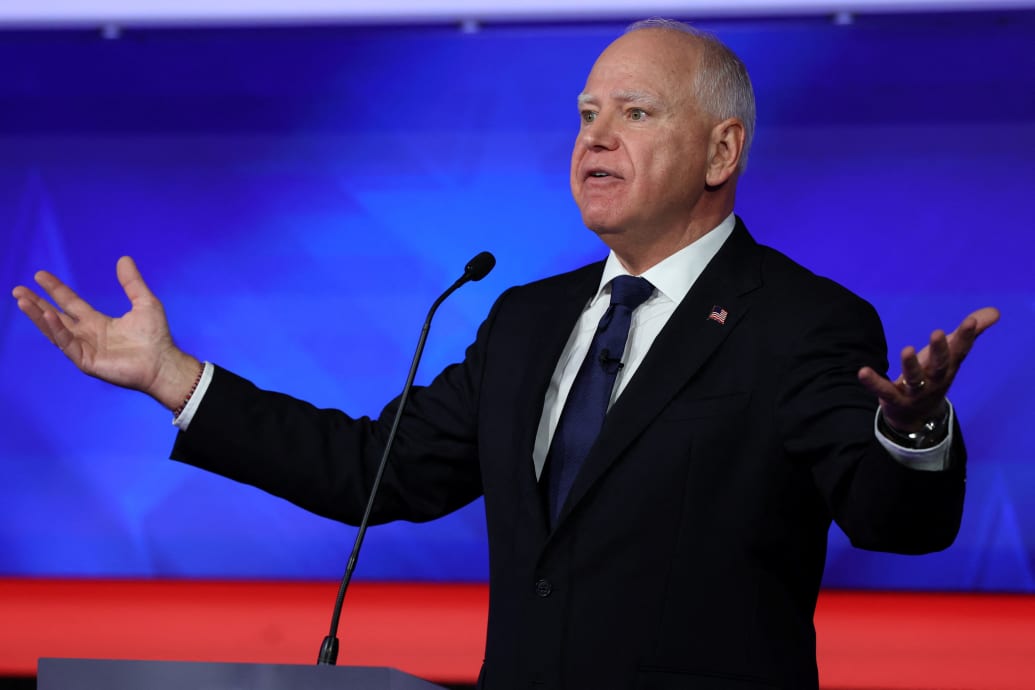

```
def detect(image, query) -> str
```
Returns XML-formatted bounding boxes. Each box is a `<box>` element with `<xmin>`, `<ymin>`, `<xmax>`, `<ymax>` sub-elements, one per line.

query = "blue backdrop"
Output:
<box><xmin>1</xmin><ymin>11</ymin><xmax>1033</xmax><ymax>589</ymax></box>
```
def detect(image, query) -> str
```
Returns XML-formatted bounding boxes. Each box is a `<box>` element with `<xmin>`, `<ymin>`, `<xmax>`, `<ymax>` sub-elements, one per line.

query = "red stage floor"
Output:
<box><xmin>1</xmin><ymin>580</ymin><xmax>1032</xmax><ymax>688</ymax></box>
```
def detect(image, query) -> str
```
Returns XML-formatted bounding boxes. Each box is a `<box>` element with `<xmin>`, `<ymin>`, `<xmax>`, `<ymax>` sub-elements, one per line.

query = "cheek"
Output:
<box><xmin>653</xmin><ymin>146</ymin><xmax>703</xmax><ymax>191</ymax></box>
<box><xmin>569</xmin><ymin>147</ymin><xmax>582</xmax><ymax>194</ymax></box>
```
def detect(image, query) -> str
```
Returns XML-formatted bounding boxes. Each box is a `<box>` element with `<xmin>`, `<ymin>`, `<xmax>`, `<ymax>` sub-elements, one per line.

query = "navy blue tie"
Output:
<box><xmin>543</xmin><ymin>275</ymin><xmax>655</xmax><ymax>525</ymax></box>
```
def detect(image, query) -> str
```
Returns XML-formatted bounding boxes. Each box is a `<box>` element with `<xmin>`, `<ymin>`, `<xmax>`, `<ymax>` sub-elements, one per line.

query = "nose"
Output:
<box><xmin>579</xmin><ymin>116</ymin><xmax>619</xmax><ymax>151</ymax></box>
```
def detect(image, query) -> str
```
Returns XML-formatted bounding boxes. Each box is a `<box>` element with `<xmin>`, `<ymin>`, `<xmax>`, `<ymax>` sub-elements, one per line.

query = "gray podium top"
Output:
<box><xmin>38</xmin><ymin>658</ymin><xmax>447</xmax><ymax>690</ymax></box>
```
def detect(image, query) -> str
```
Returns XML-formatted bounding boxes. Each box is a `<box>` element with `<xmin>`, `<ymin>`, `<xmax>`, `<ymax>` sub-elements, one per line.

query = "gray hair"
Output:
<box><xmin>626</xmin><ymin>18</ymin><xmax>756</xmax><ymax>173</ymax></box>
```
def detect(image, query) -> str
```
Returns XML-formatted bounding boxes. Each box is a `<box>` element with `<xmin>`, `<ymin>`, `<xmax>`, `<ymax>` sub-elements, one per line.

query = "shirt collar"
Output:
<box><xmin>593</xmin><ymin>212</ymin><xmax>737</xmax><ymax>306</ymax></box>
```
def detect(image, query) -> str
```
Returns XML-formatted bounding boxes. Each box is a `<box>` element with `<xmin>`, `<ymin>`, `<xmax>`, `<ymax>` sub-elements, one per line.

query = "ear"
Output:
<box><xmin>705</xmin><ymin>118</ymin><xmax>745</xmax><ymax>187</ymax></box>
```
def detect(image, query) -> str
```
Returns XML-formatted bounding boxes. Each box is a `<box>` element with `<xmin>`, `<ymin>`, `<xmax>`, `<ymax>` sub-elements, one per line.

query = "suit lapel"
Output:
<box><xmin>553</xmin><ymin>221</ymin><xmax>763</xmax><ymax>529</ymax></box>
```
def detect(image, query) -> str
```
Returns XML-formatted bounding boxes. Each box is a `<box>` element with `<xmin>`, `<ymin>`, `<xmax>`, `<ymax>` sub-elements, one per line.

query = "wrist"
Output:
<box><xmin>878</xmin><ymin>402</ymin><xmax>951</xmax><ymax>450</ymax></box>
<box><xmin>171</xmin><ymin>362</ymin><xmax>206</xmax><ymax>417</ymax></box>
<box><xmin>148</xmin><ymin>351</ymin><xmax>204</xmax><ymax>412</ymax></box>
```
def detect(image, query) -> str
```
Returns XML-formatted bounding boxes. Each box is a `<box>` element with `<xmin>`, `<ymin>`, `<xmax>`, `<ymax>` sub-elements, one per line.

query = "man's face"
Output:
<box><xmin>570</xmin><ymin>30</ymin><xmax>715</xmax><ymax>250</ymax></box>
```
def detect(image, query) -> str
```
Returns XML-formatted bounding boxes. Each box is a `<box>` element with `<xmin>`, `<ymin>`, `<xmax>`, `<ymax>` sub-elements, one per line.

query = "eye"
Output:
<box><xmin>628</xmin><ymin>108</ymin><xmax>647</xmax><ymax>121</ymax></box>
<box><xmin>581</xmin><ymin>110</ymin><xmax>598</xmax><ymax>124</ymax></box>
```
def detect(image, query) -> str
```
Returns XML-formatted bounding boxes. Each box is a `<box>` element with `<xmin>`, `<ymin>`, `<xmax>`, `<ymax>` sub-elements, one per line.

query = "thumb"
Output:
<box><xmin>116</xmin><ymin>256</ymin><xmax>158</xmax><ymax>305</ymax></box>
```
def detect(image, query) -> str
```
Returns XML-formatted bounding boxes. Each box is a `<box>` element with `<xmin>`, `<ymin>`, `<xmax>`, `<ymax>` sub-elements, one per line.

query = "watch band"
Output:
<box><xmin>877</xmin><ymin>406</ymin><xmax>951</xmax><ymax>450</ymax></box>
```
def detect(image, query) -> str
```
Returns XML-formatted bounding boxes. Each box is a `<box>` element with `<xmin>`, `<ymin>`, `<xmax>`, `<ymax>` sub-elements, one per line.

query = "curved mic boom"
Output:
<box><xmin>317</xmin><ymin>251</ymin><xmax>496</xmax><ymax>665</ymax></box>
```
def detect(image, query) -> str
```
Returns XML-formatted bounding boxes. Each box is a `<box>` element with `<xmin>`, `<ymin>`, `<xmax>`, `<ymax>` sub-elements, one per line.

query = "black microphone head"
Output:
<box><xmin>465</xmin><ymin>251</ymin><xmax>496</xmax><ymax>282</ymax></box>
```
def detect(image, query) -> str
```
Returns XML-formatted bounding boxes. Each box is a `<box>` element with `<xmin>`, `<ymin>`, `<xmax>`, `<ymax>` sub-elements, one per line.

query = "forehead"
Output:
<box><xmin>582</xmin><ymin>29</ymin><xmax>699</xmax><ymax>104</ymax></box>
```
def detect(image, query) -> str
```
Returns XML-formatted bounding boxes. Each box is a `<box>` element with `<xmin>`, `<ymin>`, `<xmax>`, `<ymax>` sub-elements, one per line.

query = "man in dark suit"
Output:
<box><xmin>13</xmin><ymin>19</ymin><xmax>998</xmax><ymax>690</ymax></box>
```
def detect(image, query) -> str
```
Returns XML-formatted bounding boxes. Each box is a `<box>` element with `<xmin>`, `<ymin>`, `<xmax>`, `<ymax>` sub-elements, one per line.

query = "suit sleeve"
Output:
<box><xmin>775</xmin><ymin>288</ymin><xmax>966</xmax><ymax>555</ymax></box>
<box><xmin>168</xmin><ymin>294</ymin><xmax>507</xmax><ymax>527</ymax></box>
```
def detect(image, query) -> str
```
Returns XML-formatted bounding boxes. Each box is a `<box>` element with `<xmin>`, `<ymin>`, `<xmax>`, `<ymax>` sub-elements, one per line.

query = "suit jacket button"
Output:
<box><xmin>534</xmin><ymin>578</ymin><xmax>552</xmax><ymax>597</ymax></box>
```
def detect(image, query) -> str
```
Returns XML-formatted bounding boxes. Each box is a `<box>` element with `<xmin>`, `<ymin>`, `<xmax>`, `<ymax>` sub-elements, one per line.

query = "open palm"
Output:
<box><xmin>858</xmin><ymin>307</ymin><xmax>1000</xmax><ymax>431</ymax></box>
<box><xmin>11</xmin><ymin>256</ymin><xmax>199</xmax><ymax>408</ymax></box>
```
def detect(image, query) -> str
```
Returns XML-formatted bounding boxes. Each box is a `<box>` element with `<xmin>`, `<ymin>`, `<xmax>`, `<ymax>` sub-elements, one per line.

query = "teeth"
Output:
<box><xmin>591</xmin><ymin>172</ymin><xmax>609</xmax><ymax>177</ymax></box>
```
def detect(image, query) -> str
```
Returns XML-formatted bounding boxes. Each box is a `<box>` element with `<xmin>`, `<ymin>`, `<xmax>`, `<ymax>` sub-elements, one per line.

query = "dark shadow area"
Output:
<box><xmin>0</xmin><ymin>678</ymin><xmax>34</xmax><ymax>690</ymax></box>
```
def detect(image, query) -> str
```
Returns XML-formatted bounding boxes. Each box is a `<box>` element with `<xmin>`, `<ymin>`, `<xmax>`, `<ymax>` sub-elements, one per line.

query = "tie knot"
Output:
<box><xmin>609</xmin><ymin>275</ymin><xmax>654</xmax><ymax>310</ymax></box>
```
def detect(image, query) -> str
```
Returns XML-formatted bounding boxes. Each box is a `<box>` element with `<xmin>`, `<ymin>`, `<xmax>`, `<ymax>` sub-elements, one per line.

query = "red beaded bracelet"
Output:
<box><xmin>172</xmin><ymin>363</ymin><xmax>205</xmax><ymax>418</ymax></box>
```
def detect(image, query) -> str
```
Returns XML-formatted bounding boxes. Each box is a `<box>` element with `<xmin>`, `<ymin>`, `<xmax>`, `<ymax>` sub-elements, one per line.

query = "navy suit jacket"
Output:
<box><xmin>172</xmin><ymin>219</ymin><xmax>966</xmax><ymax>689</ymax></box>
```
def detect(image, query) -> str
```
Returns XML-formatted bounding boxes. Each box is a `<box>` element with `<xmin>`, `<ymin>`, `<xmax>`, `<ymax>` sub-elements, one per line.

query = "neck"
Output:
<box><xmin>609</xmin><ymin>212</ymin><xmax>733</xmax><ymax>275</ymax></box>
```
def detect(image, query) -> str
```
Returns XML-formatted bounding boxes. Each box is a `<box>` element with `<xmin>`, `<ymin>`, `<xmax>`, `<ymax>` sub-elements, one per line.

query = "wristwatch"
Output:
<box><xmin>877</xmin><ymin>406</ymin><xmax>951</xmax><ymax>450</ymax></box>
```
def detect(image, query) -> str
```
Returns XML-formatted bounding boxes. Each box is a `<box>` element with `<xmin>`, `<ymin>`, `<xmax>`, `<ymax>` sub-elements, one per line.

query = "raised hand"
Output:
<box><xmin>858</xmin><ymin>307</ymin><xmax>1000</xmax><ymax>432</ymax></box>
<box><xmin>11</xmin><ymin>256</ymin><xmax>201</xmax><ymax>411</ymax></box>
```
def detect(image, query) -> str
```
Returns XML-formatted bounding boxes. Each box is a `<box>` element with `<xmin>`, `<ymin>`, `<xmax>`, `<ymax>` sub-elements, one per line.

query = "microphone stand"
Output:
<box><xmin>317</xmin><ymin>252</ymin><xmax>495</xmax><ymax>665</ymax></box>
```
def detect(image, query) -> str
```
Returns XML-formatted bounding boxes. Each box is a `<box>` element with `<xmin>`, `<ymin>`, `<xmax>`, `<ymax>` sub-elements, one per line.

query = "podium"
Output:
<box><xmin>37</xmin><ymin>658</ymin><xmax>447</xmax><ymax>689</ymax></box>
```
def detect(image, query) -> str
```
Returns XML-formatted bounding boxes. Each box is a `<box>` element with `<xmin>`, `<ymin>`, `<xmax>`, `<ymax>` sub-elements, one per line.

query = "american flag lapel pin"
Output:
<box><xmin>708</xmin><ymin>305</ymin><xmax>728</xmax><ymax>325</ymax></box>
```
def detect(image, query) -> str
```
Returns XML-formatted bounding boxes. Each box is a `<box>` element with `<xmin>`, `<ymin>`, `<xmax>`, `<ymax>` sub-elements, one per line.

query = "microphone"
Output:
<box><xmin>317</xmin><ymin>251</ymin><xmax>496</xmax><ymax>666</ymax></box>
<box><xmin>464</xmin><ymin>251</ymin><xmax>495</xmax><ymax>282</ymax></box>
<box><xmin>598</xmin><ymin>348</ymin><xmax>624</xmax><ymax>374</ymax></box>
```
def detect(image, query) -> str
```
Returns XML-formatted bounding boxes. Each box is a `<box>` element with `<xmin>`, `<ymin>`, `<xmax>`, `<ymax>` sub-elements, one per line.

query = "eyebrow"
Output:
<box><xmin>577</xmin><ymin>90</ymin><xmax>665</xmax><ymax>110</ymax></box>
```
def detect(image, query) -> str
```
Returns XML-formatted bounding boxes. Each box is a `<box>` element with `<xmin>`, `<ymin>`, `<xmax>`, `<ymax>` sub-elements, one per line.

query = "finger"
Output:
<box><xmin>33</xmin><ymin>270</ymin><xmax>95</xmax><ymax>322</ymax></box>
<box><xmin>898</xmin><ymin>345</ymin><xmax>927</xmax><ymax>392</ymax></box>
<box><xmin>116</xmin><ymin>256</ymin><xmax>157</xmax><ymax>305</ymax></box>
<box><xmin>11</xmin><ymin>285</ymin><xmax>49</xmax><ymax>315</ymax></box>
<box><xmin>858</xmin><ymin>366</ymin><xmax>902</xmax><ymax>402</ymax></box>
<box><xmin>14</xmin><ymin>289</ymin><xmax>59</xmax><ymax>344</ymax></box>
<box><xmin>41</xmin><ymin>309</ymin><xmax>84</xmax><ymax>360</ymax></box>
<box><xmin>967</xmin><ymin>306</ymin><xmax>1001</xmax><ymax>336</ymax></box>
<box><xmin>14</xmin><ymin>289</ymin><xmax>75</xmax><ymax>348</ymax></box>
<box><xmin>925</xmin><ymin>330</ymin><xmax>951</xmax><ymax>382</ymax></box>
<box><xmin>17</xmin><ymin>287</ymin><xmax>77</xmax><ymax>328</ymax></box>
<box><xmin>946</xmin><ymin>306</ymin><xmax>1000</xmax><ymax>359</ymax></box>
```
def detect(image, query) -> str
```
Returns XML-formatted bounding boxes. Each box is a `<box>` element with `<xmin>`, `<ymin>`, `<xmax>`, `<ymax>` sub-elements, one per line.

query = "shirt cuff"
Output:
<box><xmin>172</xmin><ymin>361</ymin><xmax>214</xmax><ymax>431</ymax></box>
<box><xmin>873</xmin><ymin>400</ymin><xmax>954</xmax><ymax>472</ymax></box>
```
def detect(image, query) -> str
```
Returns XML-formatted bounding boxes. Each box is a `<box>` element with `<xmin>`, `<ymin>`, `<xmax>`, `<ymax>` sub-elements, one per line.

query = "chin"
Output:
<box><xmin>582</xmin><ymin>219</ymin><xmax>621</xmax><ymax>238</ymax></box>
<box><xmin>579</xmin><ymin>208</ymin><xmax>625</xmax><ymax>237</ymax></box>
